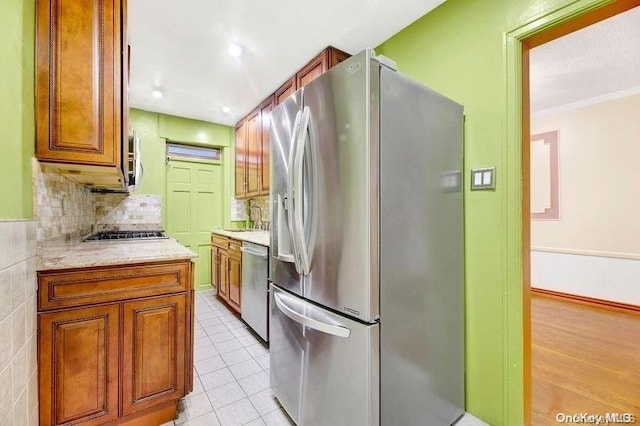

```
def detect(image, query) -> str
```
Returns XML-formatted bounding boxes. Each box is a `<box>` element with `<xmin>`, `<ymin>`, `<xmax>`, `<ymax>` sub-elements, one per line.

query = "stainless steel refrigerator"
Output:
<box><xmin>269</xmin><ymin>48</ymin><xmax>464</xmax><ymax>426</ymax></box>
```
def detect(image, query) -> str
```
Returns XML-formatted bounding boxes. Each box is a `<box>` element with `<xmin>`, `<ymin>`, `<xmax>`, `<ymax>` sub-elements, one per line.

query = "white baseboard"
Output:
<box><xmin>531</xmin><ymin>250</ymin><xmax>640</xmax><ymax>305</ymax></box>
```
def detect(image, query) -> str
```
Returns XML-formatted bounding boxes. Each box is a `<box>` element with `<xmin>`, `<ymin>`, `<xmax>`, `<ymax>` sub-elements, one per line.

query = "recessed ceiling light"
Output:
<box><xmin>228</xmin><ymin>43</ymin><xmax>243</xmax><ymax>58</ymax></box>
<box><xmin>152</xmin><ymin>89</ymin><xmax>163</xmax><ymax>99</ymax></box>
<box><xmin>222</xmin><ymin>106</ymin><xmax>231</xmax><ymax>113</ymax></box>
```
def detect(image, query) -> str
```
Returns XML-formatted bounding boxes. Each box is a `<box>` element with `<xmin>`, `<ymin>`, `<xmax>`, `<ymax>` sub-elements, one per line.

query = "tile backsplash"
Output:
<box><xmin>34</xmin><ymin>160</ymin><xmax>163</xmax><ymax>240</ymax></box>
<box><xmin>94</xmin><ymin>193</ymin><xmax>162</xmax><ymax>231</ymax></box>
<box><xmin>231</xmin><ymin>197</ymin><xmax>248</xmax><ymax>222</ymax></box>
<box><xmin>249</xmin><ymin>196</ymin><xmax>270</xmax><ymax>226</ymax></box>
<box><xmin>0</xmin><ymin>220</ymin><xmax>38</xmax><ymax>426</ymax></box>
<box><xmin>33</xmin><ymin>160</ymin><xmax>94</xmax><ymax>241</ymax></box>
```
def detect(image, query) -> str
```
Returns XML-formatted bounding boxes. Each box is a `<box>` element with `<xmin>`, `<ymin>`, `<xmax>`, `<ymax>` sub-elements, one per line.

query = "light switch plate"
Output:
<box><xmin>471</xmin><ymin>167</ymin><xmax>496</xmax><ymax>190</ymax></box>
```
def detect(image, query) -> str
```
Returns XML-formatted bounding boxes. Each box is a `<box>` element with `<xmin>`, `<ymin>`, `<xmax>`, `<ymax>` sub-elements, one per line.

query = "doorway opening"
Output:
<box><xmin>522</xmin><ymin>2</ymin><xmax>640</xmax><ymax>423</ymax></box>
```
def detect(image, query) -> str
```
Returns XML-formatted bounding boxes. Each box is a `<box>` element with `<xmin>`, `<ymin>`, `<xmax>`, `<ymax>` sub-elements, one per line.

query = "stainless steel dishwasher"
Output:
<box><xmin>241</xmin><ymin>242</ymin><xmax>269</xmax><ymax>341</ymax></box>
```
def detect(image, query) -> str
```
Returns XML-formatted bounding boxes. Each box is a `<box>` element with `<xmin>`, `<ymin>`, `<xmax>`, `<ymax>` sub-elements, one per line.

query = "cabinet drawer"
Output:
<box><xmin>38</xmin><ymin>261</ymin><xmax>190</xmax><ymax>311</ymax></box>
<box><xmin>228</xmin><ymin>239</ymin><xmax>242</xmax><ymax>260</ymax></box>
<box><xmin>212</xmin><ymin>234</ymin><xmax>229</xmax><ymax>249</ymax></box>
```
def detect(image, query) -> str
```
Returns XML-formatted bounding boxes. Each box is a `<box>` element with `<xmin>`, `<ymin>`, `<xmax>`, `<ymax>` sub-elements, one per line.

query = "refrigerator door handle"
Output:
<box><xmin>286</xmin><ymin>109</ymin><xmax>303</xmax><ymax>274</ymax></box>
<box><xmin>292</xmin><ymin>106</ymin><xmax>312</xmax><ymax>275</ymax></box>
<box><xmin>273</xmin><ymin>292</ymin><xmax>351</xmax><ymax>338</ymax></box>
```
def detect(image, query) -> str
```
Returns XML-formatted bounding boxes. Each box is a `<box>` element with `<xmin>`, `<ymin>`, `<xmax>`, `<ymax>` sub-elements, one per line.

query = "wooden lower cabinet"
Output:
<box><xmin>39</xmin><ymin>304</ymin><xmax>120</xmax><ymax>426</ymax></box>
<box><xmin>211</xmin><ymin>234</ymin><xmax>242</xmax><ymax>314</ymax></box>
<box><xmin>38</xmin><ymin>260</ymin><xmax>194</xmax><ymax>426</ymax></box>
<box><xmin>219</xmin><ymin>251</ymin><xmax>229</xmax><ymax>301</ymax></box>
<box><xmin>211</xmin><ymin>246</ymin><xmax>221</xmax><ymax>291</ymax></box>
<box><xmin>122</xmin><ymin>295</ymin><xmax>185</xmax><ymax>416</ymax></box>
<box><xmin>227</xmin><ymin>256</ymin><xmax>242</xmax><ymax>312</ymax></box>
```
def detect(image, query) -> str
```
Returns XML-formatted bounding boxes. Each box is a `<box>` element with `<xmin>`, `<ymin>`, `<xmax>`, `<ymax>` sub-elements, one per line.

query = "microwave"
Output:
<box><xmin>125</xmin><ymin>131</ymin><xmax>143</xmax><ymax>189</ymax></box>
<box><xmin>89</xmin><ymin>131</ymin><xmax>143</xmax><ymax>193</ymax></box>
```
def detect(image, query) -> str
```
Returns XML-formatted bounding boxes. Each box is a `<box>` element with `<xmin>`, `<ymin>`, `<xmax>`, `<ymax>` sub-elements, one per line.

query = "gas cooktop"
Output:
<box><xmin>84</xmin><ymin>230</ymin><xmax>168</xmax><ymax>241</ymax></box>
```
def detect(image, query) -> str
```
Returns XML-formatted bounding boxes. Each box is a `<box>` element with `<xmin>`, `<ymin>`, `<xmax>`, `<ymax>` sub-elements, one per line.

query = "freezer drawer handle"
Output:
<box><xmin>273</xmin><ymin>292</ymin><xmax>351</xmax><ymax>338</ymax></box>
<box><xmin>240</xmin><ymin>247</ymin><xmax>268</xmax><ymax>259</ymax></box>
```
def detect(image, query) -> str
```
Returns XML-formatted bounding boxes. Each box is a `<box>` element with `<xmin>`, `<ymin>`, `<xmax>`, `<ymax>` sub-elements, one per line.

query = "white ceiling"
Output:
<box><xmin>128</xmin><ymin>0</ymin><xmax>445</xmax><ymax>126</ymax></box>
<box><xmin>530</xmin><ymin>6</ymin><xmax>640</xmax><ymax>113</ymax></box>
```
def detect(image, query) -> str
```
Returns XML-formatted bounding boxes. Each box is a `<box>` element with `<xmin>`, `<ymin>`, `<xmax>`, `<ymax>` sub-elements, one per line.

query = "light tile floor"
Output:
<box><xmin>164</xmin><ymin>289</ymin><xmax>488</xmax><ymax>426</ymax></box>
<box><xmin>163</xmin><ymin>289</ymin><xmax>294</xmax><ymax>426</ymax></box>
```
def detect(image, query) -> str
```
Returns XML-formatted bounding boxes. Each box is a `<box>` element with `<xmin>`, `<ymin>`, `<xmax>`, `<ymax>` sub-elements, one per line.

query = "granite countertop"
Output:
<box><xmin>37</xmin><ymin>238</ymin><xmax>197</xmax><ymax>271</ymax></box>
<box><xmin>212</xmin><ymin>229</ymin><xmax>270</xmax><ymax>247</ymax></box>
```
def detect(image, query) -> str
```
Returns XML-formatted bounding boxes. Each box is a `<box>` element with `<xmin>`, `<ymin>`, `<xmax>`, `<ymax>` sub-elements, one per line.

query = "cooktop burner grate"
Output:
<box><xmin>84</xmin><ymin>230</ymin><xmax>168</xmax><ymax>241</ymax></box>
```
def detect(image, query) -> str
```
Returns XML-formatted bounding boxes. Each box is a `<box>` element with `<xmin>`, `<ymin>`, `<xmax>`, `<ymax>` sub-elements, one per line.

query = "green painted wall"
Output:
<box><xmin>377</xmin><ymin>0</ymin><xmax>611</xmax><ymax>424</ymax></box>
<box><xmin>130</xmin><ymin>108</ymin><xmax>241</xmax><ymax>228</ymax></box>
<box><xmin>158</xmin><ymin>114</ymin><xmax>233</xmax><ymax>146</ymax></box>
<box><xmin>0</xmin><ymin>0</ymin><xmax>34</xmax><ymax>219</ymax></box>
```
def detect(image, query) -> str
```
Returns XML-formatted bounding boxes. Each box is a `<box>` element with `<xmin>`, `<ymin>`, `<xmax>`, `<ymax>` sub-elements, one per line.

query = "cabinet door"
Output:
<box><xmin>218</xmin><ymin>251</ymin><xmax>229</xmax><ymax>302</ymax></box>
<box><xmin>259</xmin><ymin>97</ymin><xmax>273</xmax><ymax>195</ymax></box>
<box><xmin>246</xmin><ymin>109</ymin><xmax>261</xmax><ymax>197</ymax></box>
<box><xmin>235</xmin><ymin>120</ymin><xmax>247</xmax><ymax>198</ymax></box>
<box><xmin>296</xmin><ymin>53</ymin><xmax>327</xmax><ymax>88</ymax></box>
<box><xmin>122</xmin><ymin>295</ymin><xmax>186</xmax><ymax>416</ymax></box>
<box><xmin>39</xmin><ymin>304</ymin><xmax>120</xmax><ymax>426</ymax></box>
<box><xmin>328</xmin><ymin>47</ymin><xmax>350</xmax><ymax>67</ymax></box>
<box><xmin>211</xmin><ymin>246</ymin><xmax>220</xmax><ymax>291</ymax></box>
<box><xmin>228</xmin><ymin>256</ymin><xmax>242</xmax><ymax>313</ymax></box>
<box><xmin>275</xmin><ymin>77</ymin><xmax>296</xmax><ymax>106</ymax></box>
<box><xmin>36</xmin><ymin>0</ymin><xmax>122</xmax><ymax>167</ymax></box>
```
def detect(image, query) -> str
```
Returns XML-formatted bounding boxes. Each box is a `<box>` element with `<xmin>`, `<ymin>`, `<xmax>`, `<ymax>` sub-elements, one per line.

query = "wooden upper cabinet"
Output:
<box><xmin>246</xmin><ymin>109</ymin><xmax>261</xmax><ymax>197</ymax></box>
<box><xmin>296</xmin><ymin>53</ymin><xmax>327</xmax><ymax>89</ymax></box>
<box><xmin>234</xmin><ymin>47</ymin><xmax>350</xmax><ymax>200</ymax></box>
<box><xmin>259</xmin><ymin>97</ymin><xmax>274</xmax><ymax>195</ymax></box>
<box><xmin>235</xmin><ymin>120</ymin><xmax>247</xmax><ymax>198</ymax></box>
<box><xmin>36</xmin><ymin>0</ymin><xmax>128</xmax><ymax>187</ymax></box>
<box><xmin>235</xmin><ymin>97</ymin><xmax>274</xmax><ymax>199</ymax></box>
<box><xmin>296</xmin><ymin>46</ymin><xmax>350</xmax><ymax>89</ymax></box>
<box><xmin>39</xmin><ymin>304</ymin><xmax>120</xmax><ymax>426</ymax></box>
<box><xmin>329</xmin><ymin>47</ymin><xmax>350</xmax><ymax>67</ymax></box>
<box><xmin>275</xmin><ymin>77</ymin><xmax>296</xmax><ymax>106</ymax></box>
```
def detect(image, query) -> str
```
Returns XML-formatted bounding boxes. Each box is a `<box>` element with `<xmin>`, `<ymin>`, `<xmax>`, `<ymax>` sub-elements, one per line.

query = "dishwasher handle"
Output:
<box><xmin>241</xmin><ymin>247</ymin><xmax>268</xmax><ymax>259</ymax></box>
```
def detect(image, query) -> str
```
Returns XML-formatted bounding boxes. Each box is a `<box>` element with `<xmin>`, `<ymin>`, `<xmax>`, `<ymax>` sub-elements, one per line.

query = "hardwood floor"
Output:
<box><xmin>531</xmin><ymin>293</ymin><xmax>640</xmax><ymax>425</ymax></box>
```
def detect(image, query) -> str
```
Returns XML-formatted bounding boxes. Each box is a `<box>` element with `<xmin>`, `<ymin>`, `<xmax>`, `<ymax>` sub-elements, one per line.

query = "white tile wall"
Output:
<box><xmin>0</xmin><ymin>220</ymin><xmax>38</xmax><ymax>426</ymax></box>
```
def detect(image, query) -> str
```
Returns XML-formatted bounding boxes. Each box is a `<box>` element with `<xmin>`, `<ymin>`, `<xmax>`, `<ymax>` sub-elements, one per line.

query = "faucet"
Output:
<box><xmin>250</xmin><ymin>205</ymin><xmax>263</xmax><ymax>230</ymax></box>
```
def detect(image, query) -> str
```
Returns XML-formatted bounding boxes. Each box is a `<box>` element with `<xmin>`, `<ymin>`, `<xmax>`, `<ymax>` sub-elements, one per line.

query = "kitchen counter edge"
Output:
<box><xmin>211</xmin><ymin>230</ymin><xmax>270</xmax><ymax>247</ymax></box>
<box><xmin>37</xmin><ymin>238</ymin><xmax>198</xmax><ymax>272</ymax></box>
